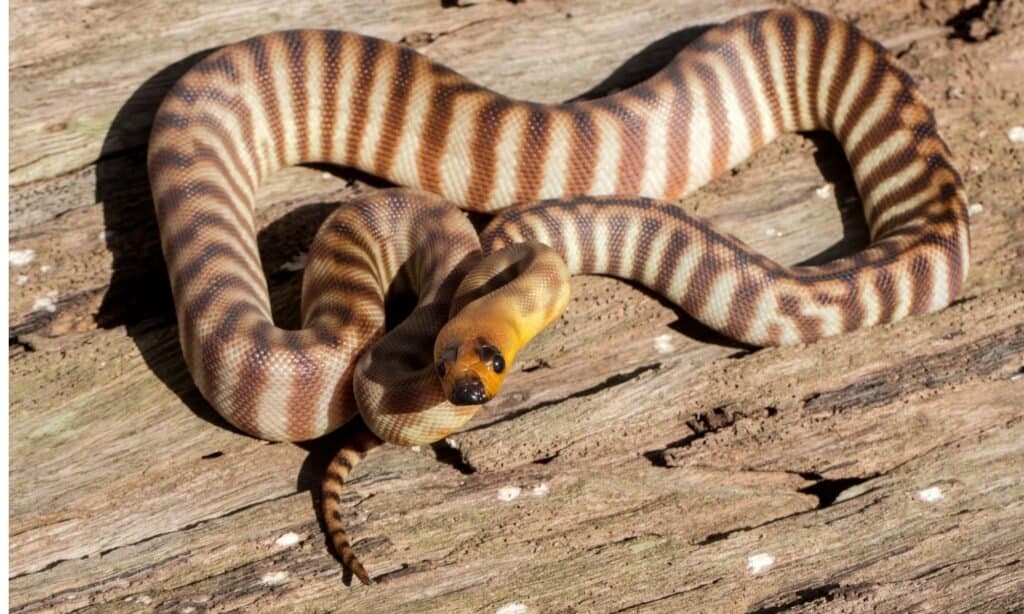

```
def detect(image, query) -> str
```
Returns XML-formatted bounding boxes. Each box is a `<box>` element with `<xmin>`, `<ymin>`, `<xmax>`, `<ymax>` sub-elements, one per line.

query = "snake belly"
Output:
<box><xmin>148</xmin><ymin>7</ymin><xmax>970</xmax><ymax>443</ymax></box>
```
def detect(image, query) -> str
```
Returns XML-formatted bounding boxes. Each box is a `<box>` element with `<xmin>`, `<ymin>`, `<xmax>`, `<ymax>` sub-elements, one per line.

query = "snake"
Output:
<box><xmin>147</xmin><ymin>7</ymin><xmax>970</xmax><ymax>584</ymax></box>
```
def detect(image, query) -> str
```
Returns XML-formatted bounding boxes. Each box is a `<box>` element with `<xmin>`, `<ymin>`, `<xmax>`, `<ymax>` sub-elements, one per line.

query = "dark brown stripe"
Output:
<box><xmin>679</xmin><ymin>250</ymin><xmax>722</xmax><ymax>320</ymax></box>
<box><xmin>283</xmin><ymin>31</ymin><xmax>311</xmax><ymax>162</ymax></box>
<box><xmin>464</xmin><ymin>98</ymin><xmax>512</xmax><ymax>207</ymax></box>
<box><xmin>344</xmin><ymin>37</ymin><xmax>383</xmax><ymax>167</ymax></box>
<box><xmin>871</xmin><ymin>196</ymin><xmax>940</xmax><ymax>241</ymax></box>
<box><xmin>182</xmin><ymin>275</ymin><xmax>252</xmax><ymax>328</ymax></box>
<box><xmin>513</xmin><ymin>103</ymin><xmax>553</xmax><ymax>204</ymax></box>
<box><xmin>528</xmin><ymin>208</ymin><xmax>567</xmax><ymax>255</ymax></box>
<box><xmin>710</xmin><ymin>39</ymin><xmax>765</xmax><ymax>151</ymax></box>
<box><xmin>721</xmin><ymin>271</ymin><xmax>762</xmax><ymax>341</ymax></box>
<box><xmin>851</xmin><ymin>127</ymin><xmax>921</xmax><ymax>199</ymax></box>
<box><xmin>283</xmin><ymin>330</ymin><xmax>322</xmax><ymax>438</ymax></box>
<box><xmin>804</xmin><ymin>11</ymin><xmax>830</xmax><ymax>126</ymax></box>
<box><xmin>693</xmin><ymin>61</ymin><xmax>731</xmax><ymax>179</ymax></box>
<box><xmin>166</xmin><ymin>209</ymin><xmax>258</xmax><ymax>268</ymax></box>
<box><xmin>822</xmin><ymin>22</ymin><xmax>861</xmax><ymax>131</ymax></box>
<box><xmin>652</xmin><ymin>227</ymin><xmax>691</xmax><ymax>300</ymax></box>
<box><xmin>168</xmin><ymin>83</ymin><xmax>200</xmax><ymax>106</ymax></box>
<box><xmin>150</xmin><ymin>111</ymin><xmax>191</xmax><ymax>132</ymax></box>
<box><xmin>246</xmin><ymin>37</ymin><xmax>288</xmax><ymax>168</ymax></box>
<box><xmin>196</xmin><ymin>52</ymin><xmax>241</xmax><ymax>83</ymax></box>
<box><xmin>201</xmin><ymin>299</ymin><xmax>255</xmax><ymax>381</ymax></box>
<box><xmin>155</xmin><ymin>179</ymin><xmax>231</xmax><ymax>216</ymax></box>
<box><xmin>907</xmin><ymin>254</ymin><xmax>934</xmax><ymax>315</ymax></box>
<box><xmin>564</xmin><ymin>109</ymin><xmax>599</xmax><ymax>195</ymax></box>
<box><xmin>847</xmin><ymin>89</ymin><xmax>918</xmax><ymax>171</ymax></box>
<box><xmin>373</xmin><ymin>45</ymin><xmax>417</xmax><ymax>177</ymax></box>
<box><xmin>148</xmin><ymin>147</ymin><xmax>194</xmax><ymax>172</ymax></box>
<box><xmin>866</xmin><ymin>170</ymin><xmax>936</xmax><ymax>234</ymax></box>
<box><xmin>835</xmin><ymin>45</ymin><xmax>886</xmax><ymax>145</ymax></box>
<box><xmin>662</xmin><ymin>65</ymin><xmax>692</xmax><ymax>199</ymax></box>
<box><xmin>776</xmin><ymin>292</ymin><xmax>823</xmax><ymax>342</ymax></box>
<box><xmin>627</xmin><ymin>216</ymin><xmax>662</xmax><ymax>283</ymax></box>
<box><xmin>574</xmin><ymin>207</ymin><xmax>599</xmax><ymax>275</ymax></box>
<box><xmin>319</xmin><ymin>31</ymin><xmax>343</xmax><ymax>160</ymax></box>
<box><xmin>172</xmin><ymin>241</ymin><xmax>258</xmax><ymax>298</ymax></box>
<box><xmin>192</xmin><ymin>118</ymin><xmax>258</xmax><ymax>202</ymax></box>
<box><xmin>745</xmin><ymin>11</ymin><xmax>786</xmax><ymax>134</ymax></box>
<box><xmin>605</xmin><ymin>91</ymin><xmax>650</xmax><ymax>195</ymax></box>
<box><xmin>418</xmin><ymin>72</ymin><xmax>480</xmax><ymax>196</ymax></box>
<box><xmin>830</xmin><ymin>281</ymin><xmax>865</xmax><ymax>333</ymax></box>
<box><xmin>176</xmin><ymin>86</ymin><xmax>260</xmax><ymax>184</ymax></box>
<box><xmin>224</xmin><ymin>320</ymin><xmax>274</xmax><ymax>434</ymax></box>
<box><xmin>873</xmin><ymin>268</ymin><xmax>898</xmax><ymax>324</ymax></box>
<box><xmin>775</xmin><ymin>12</ymin><xmax>802</xmax><ymax>129</ymax></box>
<box><xmin>598</xmin><ymin>209</ymin><xmax>630</xmax><ymax>274</ymax></box>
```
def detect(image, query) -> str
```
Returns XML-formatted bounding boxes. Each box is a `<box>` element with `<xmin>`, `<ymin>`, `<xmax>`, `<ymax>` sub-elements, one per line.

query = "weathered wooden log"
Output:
<box><xmin>9</xmin><ymin>0</ymin><xmax>1024</xmax><ymax>611</ymax></box>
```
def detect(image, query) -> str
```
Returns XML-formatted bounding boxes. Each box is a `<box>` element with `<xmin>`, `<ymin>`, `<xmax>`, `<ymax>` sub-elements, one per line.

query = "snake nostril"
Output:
<box><xmin>449</xmin><ymin>375</ymin><xmax>488</xmax><ymax>405</ymax></box>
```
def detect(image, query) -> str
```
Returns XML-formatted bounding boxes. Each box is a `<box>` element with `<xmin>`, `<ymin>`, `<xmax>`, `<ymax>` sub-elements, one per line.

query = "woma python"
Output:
<box><xmin>148</xmin><ymin>7</ymin><xmax>970</xmax><ymax>583</ymax></box>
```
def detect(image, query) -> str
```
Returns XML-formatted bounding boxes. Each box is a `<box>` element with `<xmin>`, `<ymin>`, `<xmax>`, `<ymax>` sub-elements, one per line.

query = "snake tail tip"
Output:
<box><xmin>347</xmin><ymin>554</ymin><xmax>372</xmax><ymax>585</ymax></box>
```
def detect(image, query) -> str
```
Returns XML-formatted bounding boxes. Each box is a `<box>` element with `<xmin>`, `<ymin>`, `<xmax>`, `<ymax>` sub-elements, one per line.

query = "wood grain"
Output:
<box><xmin>9</xmin><ymin>0</ymin><xmax>1024</xmax><ymax>611</ymax></box>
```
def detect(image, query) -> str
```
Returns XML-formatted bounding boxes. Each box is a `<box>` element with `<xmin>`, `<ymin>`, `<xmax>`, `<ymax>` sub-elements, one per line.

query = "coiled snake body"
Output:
<box><xmin>148</xmin><ymin>8</ymin><xmax>970</xmax><ymax>583</ymax></box>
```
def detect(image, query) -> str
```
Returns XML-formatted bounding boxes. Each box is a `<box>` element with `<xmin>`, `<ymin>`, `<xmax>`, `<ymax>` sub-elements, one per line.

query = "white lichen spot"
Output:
<box><xmin>763</xmin><ymin>227</ymin><xmax>783</xmax><ymax>238</ymax></box>
<box><xmin>444</xmin><ymin>436</ymin><xmax>460</xmax><ymax>450</ymax></box>
<box><xmin>135</xmin><ymin>595</ymin><xmax>153</xmax><ymax>605</ymax></box>
<box><xmin>411</xmin><ymin>445</ymin><xmax>421</xmax><ymax>452</ymax></box>
<box><xmin>495</xmin><ymin>603</ymin><xmax>528</xmax><ymax>614</ymax></box>
<box><xmin>98</xmin><ymin>229</ymin><xmax>116</xmax><ymax>242</ymax></box>
<box><xmin>275</xmin><ymin>531</ymin><xmax>303</xmax><ymax>547</ymax></box>
<box><xmin>654</xmin><ymin>334</ymin><xmax>675</xmax><ymax>354</ymax></box>
<box><xmin>40</xmin><ymin>265</ymin><xmax>52</xmax><ymax>273</ymax></box>
<box><xmin>1008</xmin><ymin>126</ymin><xmax>1024</xmax><ymax>143</ymax></box>
<box><xmin>815</xmin><ymin>184</ymin><xmax>834</xmax><ymax>199</ymax></box>
<box><xmin>15</xmin><ymin>274</ymin><xmax>28</xmax><ymax>285</ymax></box>
<box><xmin>918</xmin><ymin>486</ymin><xmax>944</xmax><ymax>503</ymax></box>
<box><xmin>497</xmin><ymin>486</ymin><xmax>522</xmax><ymax>501</ymax></box>
<box><xmin>279</xmin><ymin>252</ymin><xmax>308</xmax><ymax>272</ymax></box>
<box><xmin>181</xmin><ymin>607</ymin><xmax>197</xmax><ymax>614</ymax></box>
<box><xmin>747</xmin><ymin>553</ymin><xmax>775</xmax><ymax>574</ymax></box>
<box><xmin>531</xmin><ymin>482</ymin><xmax>550</xmax><ymax>497</ymax></box>
<box><xmin>10</xmin><ymin>249</ymin><xmax>35</xmax><ymax>266</ymax></box>
<box><xmin>321</xmin><ymin>172</ymin><xmax>333</xmax><ymax>180</ymax></box>
<box><xmin>32</xmin><ymin>291</ymin><xmax>59</xmax><ymax>313</ymax></box>
<box><xmin>261</xmin><ymin>570</ymin><xmax>290</xmax><ymax>586</ymax></box>
<box><xmin>968</xmin><ymin>203</ymin><xmax>984</xmax><ymax>216</ymax></box>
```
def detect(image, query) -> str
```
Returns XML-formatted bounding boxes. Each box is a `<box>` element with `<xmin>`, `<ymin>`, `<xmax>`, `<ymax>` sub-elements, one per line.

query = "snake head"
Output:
<box><xmin>434</xmin><ymin>338</ymin><xmax>508</xmax><ymax>405</ymax></box>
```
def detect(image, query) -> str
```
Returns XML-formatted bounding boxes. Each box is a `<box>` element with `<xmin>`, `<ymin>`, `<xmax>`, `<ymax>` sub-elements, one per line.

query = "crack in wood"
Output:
<box><xmin>460</xmin><ymin>362</ymin><xmax>662</xmax><ymax>435</ymax></box>
<box><xmin>10</xmin><ymin>490</ymin><xmax>301</xmax><ymax>581</ymax></box>
<box><xmin>797</xmin><ymin>472</ymin><xmax>879</xmax><ymax>509</ymax></box>
<box><xmin>803</xmin><ymin>325</ymin><xmax>1024</xmax><ymax>414</ymax></box>
<box><xmin>695</xmin><ymin>471</ymin><xmax>887</xmax><ymax>545</ymax></box>
<box><xmin>431</xmin><ymin>439</ymin><xmax>476</xmax><ymax>475</ymax></box>
<box><xmin>612</xmin><ymin>577</ymin><xmax>723</xmax><ymax>612</ymax></box>
<box><xmin>749</xmin><ymin>582</ymin><xmax>844</xmax><ymax>613</ymax></box>
<box><xmin>644</xmin><ymin>405</ymin><xmax>778</xmax><ymax>466</ymax></box>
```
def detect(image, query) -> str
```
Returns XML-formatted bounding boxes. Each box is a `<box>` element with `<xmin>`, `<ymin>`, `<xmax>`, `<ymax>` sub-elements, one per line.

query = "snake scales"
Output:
<box><xmin>148</xmin><ymin>8</ymin><xmax>970</xmax><ymax>583</ymax></box>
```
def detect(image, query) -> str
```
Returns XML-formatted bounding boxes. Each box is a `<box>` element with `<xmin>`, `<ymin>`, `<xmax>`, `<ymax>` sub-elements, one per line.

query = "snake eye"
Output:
<box><xmin>491</xmin><ymin>354</ymin><xmax>505</xmax><ymax>374</ymax></box>
<box><xmin>435</xmin><ymin>361</ymin><xmax>446</xmax><ymax>378</ymax></box>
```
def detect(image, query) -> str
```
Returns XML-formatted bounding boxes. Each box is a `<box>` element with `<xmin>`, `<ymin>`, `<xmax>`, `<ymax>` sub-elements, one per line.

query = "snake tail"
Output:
<box><xmin>321</xmin><ymin>424</ymin><xmax>383</xmax><ymax>585</ymax></box>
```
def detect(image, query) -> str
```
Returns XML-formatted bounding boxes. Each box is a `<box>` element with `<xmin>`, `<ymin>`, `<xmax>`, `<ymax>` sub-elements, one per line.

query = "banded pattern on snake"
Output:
<box><xmin>148</xmin><ymin>7</ymin><xmax>969</xmax><ymax>582</ymax></box>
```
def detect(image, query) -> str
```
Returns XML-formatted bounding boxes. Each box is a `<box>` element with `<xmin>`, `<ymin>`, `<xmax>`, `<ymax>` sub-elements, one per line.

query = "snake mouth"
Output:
<box><xmin>448</xmin><ymin>373</ymin><xmax>491</xmax><ymax>405</ymax></box>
